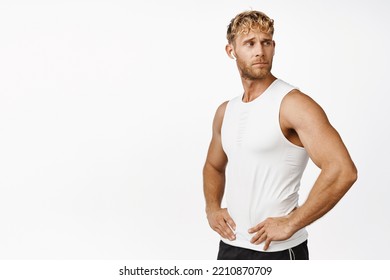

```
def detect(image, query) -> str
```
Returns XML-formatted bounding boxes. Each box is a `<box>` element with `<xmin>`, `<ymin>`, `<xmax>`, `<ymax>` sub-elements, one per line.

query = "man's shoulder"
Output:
<box><xmin>282</xmin><ymin>89</ymin><xmax>314</xmax><ymax>107</ymax></box>
<box><xmin>281</xmin><ymin>88</ymin><xmax>327</xmax><ymax>129</ymax></box>
<box><xmin>217</xmin><ymin>100</ymin><xmax>229</xmax><ymax>112</ymax></box>
<box><xmin>213</xmin><ymin>100</ymin><xmax>229</xmax><ymax>123</ymax></box>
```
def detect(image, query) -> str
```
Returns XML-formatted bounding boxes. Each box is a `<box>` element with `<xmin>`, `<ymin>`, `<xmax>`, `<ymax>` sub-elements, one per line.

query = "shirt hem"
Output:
<box><xmin>221</xmin><ymin>230</ymin><xmax>308</xmax><ymax>252</ymax></box>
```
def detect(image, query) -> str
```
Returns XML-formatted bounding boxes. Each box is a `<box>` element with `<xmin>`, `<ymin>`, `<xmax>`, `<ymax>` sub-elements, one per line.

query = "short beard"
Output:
<box><xmin>238</xmin><ymin>60</ymin><xmax>272</xmax><ymax>80</ymax></box>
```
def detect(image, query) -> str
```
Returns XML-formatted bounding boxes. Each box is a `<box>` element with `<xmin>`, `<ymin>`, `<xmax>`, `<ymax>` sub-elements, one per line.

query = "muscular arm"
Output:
<box><xmin>284</xmin><ymin>91</ymin><xmax>358</xmax><ymax>230</ymax></box>
<box><xmin>203</xmin><ymin>101</ymin><xmax>236</xmax><ymax>241</ymax></box>
<box><xmin>250</xmin><ymin>90</ymin><xmax>358</xmax><ymax>249</ymax></box>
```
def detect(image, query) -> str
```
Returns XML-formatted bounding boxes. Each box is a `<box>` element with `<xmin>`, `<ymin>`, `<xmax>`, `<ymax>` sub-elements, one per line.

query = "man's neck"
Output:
<box><xmin>241</xmin><ymin>74</ymin><xmax>277</xmax><ymax>102</ymax></box>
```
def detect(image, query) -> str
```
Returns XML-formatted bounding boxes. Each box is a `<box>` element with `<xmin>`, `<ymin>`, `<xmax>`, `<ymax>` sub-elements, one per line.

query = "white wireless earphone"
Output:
<box><xmin>231</xmin><ymin>51</ymin><xmax>236</xmax><ymax>60</ymax></box>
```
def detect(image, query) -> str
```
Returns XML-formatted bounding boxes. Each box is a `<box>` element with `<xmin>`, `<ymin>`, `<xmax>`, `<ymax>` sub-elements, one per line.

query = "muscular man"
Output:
<box><xmin>203</xmin><ymin>10</ymin><xmax>357</xmax><ymax>260</ymax></box>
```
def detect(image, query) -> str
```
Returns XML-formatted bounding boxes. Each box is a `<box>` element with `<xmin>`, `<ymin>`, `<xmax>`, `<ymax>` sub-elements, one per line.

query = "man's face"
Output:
<box><xmin>232</xmin><ymin>29</ymin><xmax>275</xmax><ymax>80</ymax></box>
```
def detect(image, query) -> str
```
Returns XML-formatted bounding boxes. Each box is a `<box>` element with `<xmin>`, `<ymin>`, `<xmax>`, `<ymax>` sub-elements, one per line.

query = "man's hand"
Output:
<box><xmin>207</xmin><ymin>208</ymin><xmax>236</xmax><ymax>241</ymax></box>
<box><xmin>248</xmin><ymin>216</ymin><xmax>295</xmax><ymax>250</ymax></box>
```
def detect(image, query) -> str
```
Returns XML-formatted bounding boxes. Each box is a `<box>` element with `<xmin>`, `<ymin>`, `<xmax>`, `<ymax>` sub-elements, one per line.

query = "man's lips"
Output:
<box><xmin>252</xmin><ymin>61</ymin><xmax>268</xmax><ymax>66</ymax></box>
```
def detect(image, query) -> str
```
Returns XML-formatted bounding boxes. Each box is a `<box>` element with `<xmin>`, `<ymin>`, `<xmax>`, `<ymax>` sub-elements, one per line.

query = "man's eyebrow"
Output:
<box><xmin>242</xmin><ymin>37</ymin><xmax>272</xmax><ymax>44</ymax></box>
<box><xmin>242</xmin><ymin>37</ymin><xmax>256</xmax><ymax>44</ymax></box>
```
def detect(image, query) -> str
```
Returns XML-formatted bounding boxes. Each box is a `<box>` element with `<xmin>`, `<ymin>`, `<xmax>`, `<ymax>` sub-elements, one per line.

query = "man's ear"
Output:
<box><xmin>225</xmin><ymin>44</ymin><xmax>236</xmax><ymax>60</ymax></box>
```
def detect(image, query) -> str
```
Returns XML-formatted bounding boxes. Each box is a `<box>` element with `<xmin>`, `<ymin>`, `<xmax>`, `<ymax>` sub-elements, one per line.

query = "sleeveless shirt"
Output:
<box><xmin>221</xmin><ymin>79</ymin><xmax>309</xmax><ymax>252</ymax></box>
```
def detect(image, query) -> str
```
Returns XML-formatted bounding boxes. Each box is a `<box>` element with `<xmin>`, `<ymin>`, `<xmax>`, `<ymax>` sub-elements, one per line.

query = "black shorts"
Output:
<box><xmin>217</xmin><ymin>240</ymin><xmax>309</xmax><ymax>260</ymax></box>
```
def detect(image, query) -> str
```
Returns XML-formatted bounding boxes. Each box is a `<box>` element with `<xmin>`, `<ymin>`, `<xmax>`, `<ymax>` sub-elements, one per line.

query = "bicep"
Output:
<box><xmin>283</xmin><ymin>92</ymin><xmax>353</xmax><ymax>169</ymax></box>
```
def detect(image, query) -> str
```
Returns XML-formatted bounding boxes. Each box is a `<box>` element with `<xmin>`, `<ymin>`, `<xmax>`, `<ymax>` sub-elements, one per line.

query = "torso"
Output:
<box><xmin>219</xmin><ymin>79</ymin><xmax>309</xmax><ymax>252</ymax></box>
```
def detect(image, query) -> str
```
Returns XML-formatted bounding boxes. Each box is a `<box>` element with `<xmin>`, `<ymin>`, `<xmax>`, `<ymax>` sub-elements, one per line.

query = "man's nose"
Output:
<box><xmin>255</xmin><ymin>43</ymin><xmax>264</xmax><ymax>57</ymax></box>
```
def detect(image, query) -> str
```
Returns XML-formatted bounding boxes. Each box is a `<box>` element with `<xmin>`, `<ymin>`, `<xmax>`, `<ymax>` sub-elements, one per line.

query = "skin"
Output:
<box><xmin>203</xmin><ymin>28</ymin><xmax>358</xmax><ymax>251</ymax></box>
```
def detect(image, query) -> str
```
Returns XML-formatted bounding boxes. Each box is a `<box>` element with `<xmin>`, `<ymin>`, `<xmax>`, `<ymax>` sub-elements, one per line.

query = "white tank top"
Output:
<box><xmin>221</xmin><ymin>79</ymin><xmax>309</xmax><ymax>252</ymax></box>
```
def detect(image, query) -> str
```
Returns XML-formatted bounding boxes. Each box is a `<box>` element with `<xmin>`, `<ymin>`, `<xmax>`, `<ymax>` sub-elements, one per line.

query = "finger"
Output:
<box><xmin>215</xmin><ymin>219</ymin><xmax>235</xmax><ymax>240</ymax></box>
<box><xmin>221</xmin><ymin>209</ymin><xmax>236</xmax><ymax>231</ymax></box>
<box><xmin>219</xmin><ymin>222</ymin><xmax>236</xmax><ymax>240</ymax></box>
<box><xmin>213</xmin><ymin>225</ymin><xmax>229</xmax><ymax>239</ymax></box>
<box><xmin>263</xmin><ymin>238</ymin><xmax>272</xmax><ymax>251</ymax></box>
<box><xmin>254</xmin><ymin>231</ymin><xmax>267</xmax><ymax>245</ymax></box>
<box><xmin>225</xmin><ymin>216</ymin><xmax>236</xmax><ymax>231</ymax></box>
<box><xmin>248</xmin><ymin>221</ymin><xmax>265</xmax><ymax>233</ymax></box>
<box><xmin>213</xmin><ymin>227</ymin><xmax>221</xmax><ymax>235</ymax></box>
<box><xmin>250</xmin><ymin>228</ymin><xmax>265</xmax><ymax>243</ymax></box>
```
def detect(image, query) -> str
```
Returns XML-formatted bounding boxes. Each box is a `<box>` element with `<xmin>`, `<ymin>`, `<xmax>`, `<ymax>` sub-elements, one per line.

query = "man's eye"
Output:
<box><xmin>263</xmin><ymin>41</ymin><xmax>271</xmax><ymax>46</ymax></box>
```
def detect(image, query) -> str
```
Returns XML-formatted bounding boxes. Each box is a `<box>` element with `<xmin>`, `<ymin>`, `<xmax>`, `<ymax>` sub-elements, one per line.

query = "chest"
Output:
<box><xmin>221</xmin><ymin>102</ymin><xmax>284</xmax><ymax>156</ymax></box>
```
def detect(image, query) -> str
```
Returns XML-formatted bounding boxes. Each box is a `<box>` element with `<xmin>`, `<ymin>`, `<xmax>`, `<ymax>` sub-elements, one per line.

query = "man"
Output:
<box><xmin>203</xmin><ymin>10</ymin><xmax>357</xmax><ymax>260</ymax></box>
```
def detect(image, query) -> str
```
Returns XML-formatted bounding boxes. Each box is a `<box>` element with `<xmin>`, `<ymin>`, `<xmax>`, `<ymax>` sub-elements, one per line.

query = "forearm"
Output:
<box><xmin>288</xmin><ymin>165</ymin><xmax>357</xmax><ymax>232</ymax></box>
<box><xmin>203</xmin><ymin>162</ymin><xmax>226</xmax><ymax>214</ymax></box>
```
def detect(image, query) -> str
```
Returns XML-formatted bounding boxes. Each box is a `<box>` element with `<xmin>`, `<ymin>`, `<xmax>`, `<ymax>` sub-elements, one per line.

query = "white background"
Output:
<box><xmin>0</xmin><ymin>0</ymin><xmax>389</xmax><ymax>260</ymax></box>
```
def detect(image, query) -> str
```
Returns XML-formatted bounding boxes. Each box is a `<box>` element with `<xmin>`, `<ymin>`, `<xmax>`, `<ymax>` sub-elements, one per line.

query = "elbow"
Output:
<box><xmin>340</xmin><ymin>163</ymin><xmax>358</xmax><ymax>189</ymax></box>
<box><xmin>323</xmin><ymin>161</ymin><xmax>358</xmax><ymax>190</ymax></box>
<box><xmin>203</xmin><ymin>160</ymin><xmax>226</xmax><ymax>175</ymax></box>
<box><xmin>348</xmin><ymin>164</ymin><xmax>358</xmax><ymax>185</ymax></box>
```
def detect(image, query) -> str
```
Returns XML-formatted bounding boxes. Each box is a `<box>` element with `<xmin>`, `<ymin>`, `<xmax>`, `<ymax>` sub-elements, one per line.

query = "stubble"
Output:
<box><xmin>238</xmin><ymin>60</ymin><xmax>272</xmax><ymax>80</ymax></box>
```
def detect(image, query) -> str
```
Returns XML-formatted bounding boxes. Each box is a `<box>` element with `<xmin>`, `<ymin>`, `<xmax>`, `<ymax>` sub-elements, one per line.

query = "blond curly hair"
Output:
<box><xmin>227</xmin><ymin>10</ymin><xmax>274</xmax><ymax>44</ymax></box>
